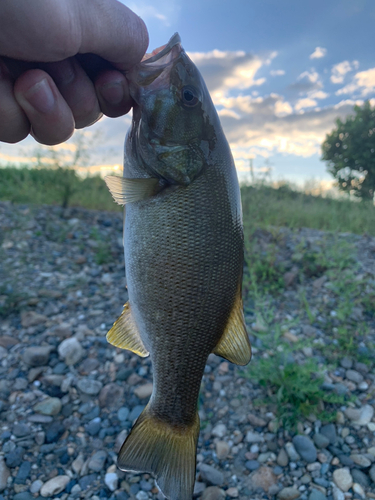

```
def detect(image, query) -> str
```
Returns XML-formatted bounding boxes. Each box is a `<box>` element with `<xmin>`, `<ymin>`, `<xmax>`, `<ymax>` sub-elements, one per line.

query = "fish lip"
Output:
<box><xmin>142</xmin><ymin>33</ymin><xmax>182</xmax><ymax>65</ymax></box>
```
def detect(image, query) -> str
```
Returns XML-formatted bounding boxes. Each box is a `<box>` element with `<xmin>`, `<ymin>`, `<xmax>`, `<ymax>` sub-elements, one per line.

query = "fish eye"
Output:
<box><xmin>181</xmin><ymin>86</ymin><xmax>199</xmax><ymax>107</ymax></box>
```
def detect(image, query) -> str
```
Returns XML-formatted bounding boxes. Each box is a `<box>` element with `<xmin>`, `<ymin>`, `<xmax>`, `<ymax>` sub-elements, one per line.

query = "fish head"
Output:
<box><xmin>126</xmin><ymin>33</ymin><xmax>219</xmax><ymax>186</ymax></box>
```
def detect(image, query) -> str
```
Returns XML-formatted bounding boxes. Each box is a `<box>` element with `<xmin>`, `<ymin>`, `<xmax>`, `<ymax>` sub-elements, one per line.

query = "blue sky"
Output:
<box><xmin>1</xmin><ymin>0</ymin><xmax>375</xmax><ymax>187</ymax></box>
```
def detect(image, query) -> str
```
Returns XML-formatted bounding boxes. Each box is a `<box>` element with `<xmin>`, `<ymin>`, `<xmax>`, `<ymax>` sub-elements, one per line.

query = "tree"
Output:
<box><xmin>321</xmin><ymin>100</ymin><xmax>375</xmax><ymax>201</ymax></box>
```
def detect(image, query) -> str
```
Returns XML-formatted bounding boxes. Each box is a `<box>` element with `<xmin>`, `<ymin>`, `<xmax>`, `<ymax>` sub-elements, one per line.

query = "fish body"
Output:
<box><xmin>105</xmin><ymin>34</ymin><xmax>251</xmax><ymax>500</ymax></box>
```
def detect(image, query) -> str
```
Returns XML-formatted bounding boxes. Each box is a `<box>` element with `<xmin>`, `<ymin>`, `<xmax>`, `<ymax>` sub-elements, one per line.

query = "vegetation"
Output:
<box><xmin>322</xmin><ymin>100</ymin><xmax>375</xmax><ymax>201</ymax></box>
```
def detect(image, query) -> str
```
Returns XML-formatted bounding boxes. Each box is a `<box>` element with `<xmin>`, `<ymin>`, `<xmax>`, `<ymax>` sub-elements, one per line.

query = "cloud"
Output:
<box><xmin>270</xmin><ymin>69</ymin><xmax>285</xmax><ymax>76</ymax></box>
<box><xmin>330</xmin><ymin>60</ymin><xmax>359</xmax><ymax>83</ymax></box>
<box><xmin>124</xmin><ymin>1</ymin><xmax>179</xmax><ymax>26</ymax></box>
<box><xmin>310</xmin><ymin>47</ymin><xmax>327</xmax><ymax>59</ymax></box>
<box><xmin>295</xmin><ymin>98</ymin><xmax>318</xmax><ymax>111</ymax></box>
<box><xmin>288</xmin><ymin>70</ymin><xmax>322</xmax><ymax>94</ymax></box>
<box><xmin>189</xmin><ymin>50</ymin><xmax>267</xmax><ymax>99</ymax></box>
<box><xmin>308</xmin><ymin>90</ymin><xmax>329</xmax><ymax>100</ymax></box>
<box><xmin>335</xmin><ymin>67</ymin><xmax>375</xmax><ymax>97</ymax></box>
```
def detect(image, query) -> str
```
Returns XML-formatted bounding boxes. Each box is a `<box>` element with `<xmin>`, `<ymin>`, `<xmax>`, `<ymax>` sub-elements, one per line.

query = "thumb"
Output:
<box><xmin>77</xmin><ymin>0</ymin><xmax>149</xmax><ymax>70</ymax></box>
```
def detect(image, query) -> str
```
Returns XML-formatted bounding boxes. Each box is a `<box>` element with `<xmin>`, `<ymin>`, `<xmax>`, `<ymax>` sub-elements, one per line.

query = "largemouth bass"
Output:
<box><xmin>105</xmin><ymin>33</ymin><xmax>251</xmax><ymax>500</ymax></box>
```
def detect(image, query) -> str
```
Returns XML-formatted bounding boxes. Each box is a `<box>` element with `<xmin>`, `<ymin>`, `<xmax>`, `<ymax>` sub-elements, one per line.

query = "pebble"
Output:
<box><xmin>285</xmin><ymin>442</ymin><xmax>300</xmax><ymax>461</ymax></box>
<box><xmin>201</xmin><ymin>486</ymin><xmax>226</xmax><ymax>500</ymax></box>
<box><xmin>277</xmin><ymin>448</ymin><xmax>289</xmax><ymax>467</ymax></box>
<box><xmin>77</xmin><ymin>378</ymin><xmax>103</xmax><ymax>395</ymax></box>
<box><xmin>118</xmin><ymin>407</ymin><xmax>130</xmax><ymax>421</ymax></box>
<box><xmin>105</xmin><ymin>473</ymin><xmax>118</xmax><ymax>491</ymax></box>
<box><xmin>29</xmin><ymin>479</ymin><xmax>43</xmax><ymax>494</ymax></box>
<box><xmin>0</xmin><ymin>458</ymin><xmax>10</xmax><ymax>492</ymax></box>
<box><xmin>226</xmin><ymin>487</ymin><xmax>239</xmax><ymax>497</ymax></box>
<box><xmin>199</xmin><ymin>464</ymin><xmax>224</xmax><ymax>486</ymax></box>
<box><xmin>5</xmin><ymin>446</ymin><xmax>24</xmax><ymax>468</ymax></box>
<box><xmin>246</xmin><ymin>460</ymin><xmax>260</xmax><ymax>471</ymax></box>
<box><xmin>308</xmin><ymin>490</ymin><xmax>326</xmax><ymax>500</ymax></box>
<box><xmin>40</xmin><ymin>475</ymin><xmax>70</xmax><ymax>497</ymax></box>
<box><xmin>15</xmin><ymin>460</ymin><xmax>31</xmax><ymax>483</ymax></box>
<box><xmin>278</xmin><ymin>487</ymin><xmax>301</xmax><ymax>500</ymax></box>
<box><xmin>136</xmin><ymin>492</ymin><xmax>148</xmax><ymax>500</ymax></box>
<box><xmin>352</xmin><ymin>483</ymin><xmax>366</xmax><ymax>498</ymax></box>
<box><xmin>33</xmin><ymin>397</ymin><xmax>62</xmax><ymax>415</ymax></box>
<box><xmin>368</xmin><ymin>464</ymin><xmax>375</xmax><ymax>483</ymax></box>
<box><xmin>99</xmin><ymin>383</ymin><xmax>124</xmax><ymax>407</ymax></box>
<box><xmin>350</xmin><ymin>453</ymin><xmax>372</xmax><ymax>468</ymax></box>
<box><xmin>320</xmin><ymin>424</ymin><xmax>337</xmax><ymax>444</ymax></box>
<box><xmin>215</xmin><ymin>440</ymin><xmax>230</xmax><ymax>459</ymax></box>
<box><xmin>313</xmin><ymin>433</ymin><xmax>330</xmax><ymax>449</ymax></box>
<box><xmin>332</xmin><ymin>468</ymin><xmax>353</xmax><ymax>492</ymax></box>
<box><xmin>58</xmin><ymin>337</ymin><xmax>84</xmax><ymax>365</ymax></box>
<box><xmin>249</xmin><ymin>466</ymin><xmax>278</xmax><ymax>493</ymax></box>
<box><xmin>88</xmin><ymin>450</ymin><xmax>107</xmax><ymax>472</ymax></box>
<box><xmin>246</xmin><ymin>431</ymin><xmax>263</xmax><ymax>443</ymax></box>
<box><xmin>134</xmin><ymin>383</ymin><xmax>153</xmax><ymax>399</ymax></box>
<box><xmin>345</xmin><ymin>404</ymin><xmax>374</xmax><ymax>425</ymax></box>
<box><xmin>212</xmin><ymin>424</ymin><xmax>227</xmax><ymax>438</ymax></box>
<box><xmin>292</xmin><ymin>435</ymin><xmax>317</xmax><ymax>463</ymax></box>
<box><xmin>345</xmin><ymin>369</ymin><xmax>363</xmax><ymax>383</ymax></box>
<box><xmin>22</xmin><ymin>346</ymin><xmax>51</xmax><ymax>366</ymax></box>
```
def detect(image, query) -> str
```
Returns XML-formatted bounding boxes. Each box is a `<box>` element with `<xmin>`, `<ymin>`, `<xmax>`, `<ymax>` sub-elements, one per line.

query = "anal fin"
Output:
<box><xmin>107</xmin><ymin>302</ymin><xmax>149</xmax><ymax>357</ymax></box>
<box><xmin>105</xmin><ymin>175</ymin><xmax>160</xmax><ymax>205</ymax></box>
<box><xmin>213</xmin><ymin>286</ymin><xmax>252</xmax><ymax>366</ymax></box>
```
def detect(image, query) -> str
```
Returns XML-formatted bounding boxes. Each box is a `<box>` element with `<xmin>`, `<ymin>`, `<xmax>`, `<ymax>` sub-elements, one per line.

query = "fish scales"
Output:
<box><xmin>105</xmin><ymin>33</ymin><xmax>251</xmax><ymax>500</ymax></box>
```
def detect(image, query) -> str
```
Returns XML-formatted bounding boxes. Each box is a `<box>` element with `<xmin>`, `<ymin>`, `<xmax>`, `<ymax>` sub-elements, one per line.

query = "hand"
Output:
<box><xmin>0</xmin><ymin>0</ymin><xmax>148</xmax><ymax>145</ymax></box>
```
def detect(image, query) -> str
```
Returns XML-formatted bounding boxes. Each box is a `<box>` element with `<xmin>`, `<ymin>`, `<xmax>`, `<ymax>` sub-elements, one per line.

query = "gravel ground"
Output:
<box><xmin>1</xmin><ymin>201</ymin><xmax>375</xmax><ymax>500</ymax></box>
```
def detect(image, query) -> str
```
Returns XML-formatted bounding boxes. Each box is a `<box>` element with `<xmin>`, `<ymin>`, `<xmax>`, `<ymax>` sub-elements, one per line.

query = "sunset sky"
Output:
<box><xmin>1</xmin><ymin>0</ymin><xmax>375</xmax><ymax>185</ymax></box>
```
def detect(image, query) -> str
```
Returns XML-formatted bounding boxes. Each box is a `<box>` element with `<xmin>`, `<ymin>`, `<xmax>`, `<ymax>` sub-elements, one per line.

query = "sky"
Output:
<box><xmin>1</xmin><ymin>0</ymin><xmax>375</xmax><ymax>186</ymax></box>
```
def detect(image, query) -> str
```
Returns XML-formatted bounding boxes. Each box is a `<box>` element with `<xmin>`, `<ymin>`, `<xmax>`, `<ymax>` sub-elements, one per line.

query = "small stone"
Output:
<box><xmin>369</xmin><ymin>464</ymin><xmax>375</xmax><ymax>482</ymax></box>
<box><xmin>292</xmin><ymin>435</ymin><xmax>317</xmax><ymax>463</ymax></box>
<box><xmin>99</xmin><ymin>383</ymin><xmax>124</xmax><ymax>407</ymax></box>
<box><xmin>33</xmin><ymin>397</ymin><xmax>62</xmax><ymax>416</ymax></box>
<box><xmin>249</xmin><ymin>466</ymin><xmax>277</xmax><ymax>493</ymax></box>
<box><xmin>226</xmin><ymin>487</ymin><xmax>239</xmax><ymax>498</ymax></box>
<box><xmin>345</xmin><ymin>404</ymin><xmax>374</xmax><ymax>425</ymax></box>
<box><xmin>21</xmin><ymin>311</ymin><xmax>47</xmax><ymax>328</ymax></box>
<box><xmin>351</xmin><ymin>468</ymin><xmax>370</xmax><ymax>488</ymax></box>
<box><xmin>0</xmin><ymin>457</ymin><xmax>10</xmax><ymax>492</ymax></box>
<box><xmin>5</xmin><ymin>446</ymin><xmax>24</xmax><ymax>468</ymax></box>
<box><xmin>15</xmin><ymin>461</ymin><xmax>31</xmax><ymax>484</ymax></box>
<box><xmin>199</xmin><ymin>464</ymin><xmax>224</xmax><ymax>486</ymax></box>
<box><xmin>246</xmin><ymin>431</ymin><xmax>263</xmax><ymax>443</ymax></box>
<box><xmin>285</xmin><ymin>442</ymin><xmax>300</xmax><ymax>461</ymax></box>
<box><xmin>345</xmin><ymin>369</ymin><xmax>363</xmax><ymax>383</ymax></box>
<box><xmin>118</xmin><ymin>407</ymin><xmax>130</xmax><ymax>421</ymax></box>
<box><xmin>331</xmin><ymin>484</ymin><xmax>345</xmax><ymax>500</ymax></box>
<box><xmin>77</xmin><ymin>378</ymin><xmax>103</xmax><ymax>395</ymax></box>
<box><xmin>13</xmin><ymin>494</ymin><xmax>34</xmax><ymax>500</ymax></box>
<box><xmin>215</xmin><ymin>441</ymin><xmax>230</xmax><ymax>460</ymax></box>
<box><xmin>245</xmin><ymin>460</ymin><xmax>260</xmax><ymax>471</ymax></box>
<box><xmin>350</xmin><ymin>454</ymin><xmax>372</xmax><ymax>468</ymax></box>
<box><xmin>22</xmin><ymin>346</ymin><xmax>51</xmax><ymax>366</ymax></box>
<box><xmin>40</xmin><ymin>475</ymin><xmax>70</xmax><ymax>497</ymax></box>
<box><xmin>248</xmin><ymin>413</ymin><xmax>267</xmax><ymax>427</ymax></box>
<box><xmin>88</xmin><ymin>450</ymin><xmax>107</xmax><ymax>472</ymax></box>
<box><xmin>136</xmin><ymin>492</ymin><xmax>148</xmax><ymax>500</ymax></box>
<box><xmin>13</xmin><ymin>423</ymin><xmax>30</xmax><ymax>438</ymax></box>
<box><xmin>128</xmin><ymin>405</ymin><xmax>145</xmax><ymax>421</ymax></box>
<box><xmin>332</xmin><ymin>468</ymin><xmax>353</xmax><ymax>492</ymax></box>
<box><xmin>115</xmin><ymin>429</ymin><xmax>128</xmax><ymax>453</ymax></box>
<box><xmin>45</xmin><ymin>421</ymin><xmax>65</xmax><ymax>443</ymax></box>
<box><xmin>30</xmin><ymin>479</ymin><xmax>43</xmax><ymax>494</ymax></box>
<box><xmin>201</xmin><ymin>486</ymin><xmax>225</xmax><ymax>500</ymax></box>
<box><xmin>212</xmin><ymin>424</ymin><xmax>227</xmax><ymax>438</ymax></box>
<box><xmin>72</xmin><ymin>453</ymin><xmax>85</xmax><ymax>474</ymax></box>
<box><xmin>278</xmin><ymin>487</ymin><xmax>300</xmax><ymax>500</ymax></box>
<box><xmin>104</xmin><ymin>472</ymin><xmax>118</xmax><ymax>492</ymax></box>
<box><xmin>85</xmin><ymin>417</ymin><xmax>101</xmax><ymax>436</ymax></box>
<box><xmin>320</xmin><ymin>423</ymin><xmax>337</xmax><ymax>444</ymax></box>
<box><xmin>194</xmin><ymin>482</ymin><xmax>206</xmax><ymax>496</ymax></box>
<box><xmin>352</xmin><ymin>483</ymin><xmax>366</xmax><ymax>498</ymax></box>
<box><xmin>58</xmin><ymin>337</ymin><xmax>83</xmax><ymax>365</ymax></box>
<box><xmin>277</xmin><ymin>448</ymin><xmax>289</xmax><ymax>467</ymax></box>
<box><xmin>308</xmin><ymin>490</ymin><xmax>326</xmax><ymax>500</ymax></box>
<box><xmin>313</xmin><ymin>433</ymin><xmax>330</xmax><ymax>449</ymax></box>
<box><xmin>134</xmin><ymin>383</ymin><xmax>153</xmax><ymax>399</ymax></box>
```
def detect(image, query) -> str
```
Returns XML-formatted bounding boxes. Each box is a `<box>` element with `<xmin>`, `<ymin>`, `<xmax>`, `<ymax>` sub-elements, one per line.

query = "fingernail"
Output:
<box><xmin>100</xmin><ymin>81</ymin><xmax>124</xmax><ymax>105</ymax></box>
<box><xmin>24</xmin><ymin>78</ymin><xmax>55</xmax><ymax>114</ymax></box>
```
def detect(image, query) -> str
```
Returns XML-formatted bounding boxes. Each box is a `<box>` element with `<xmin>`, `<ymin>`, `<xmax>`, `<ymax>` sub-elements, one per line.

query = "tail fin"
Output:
<box><xmin>117</xmin><ymin>404</ymin><xmax>199</xmax><ymax>500</ymax></box>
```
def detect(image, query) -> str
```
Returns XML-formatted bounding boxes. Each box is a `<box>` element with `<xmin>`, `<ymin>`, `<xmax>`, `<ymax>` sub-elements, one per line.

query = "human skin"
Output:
<box><xmin>0</xmin><ymin>0</ymin><xmax>148</xmax><ymax>145</ymax></box>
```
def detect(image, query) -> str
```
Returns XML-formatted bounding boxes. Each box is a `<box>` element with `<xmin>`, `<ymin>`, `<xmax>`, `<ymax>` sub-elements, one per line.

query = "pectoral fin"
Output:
<box><xmin>213</xmin><ymin>288</ymin><xmax>252</xmax><ymax>366</ymax></box>
<box><xmin>107</xmin><ymin>303</ymin><xmax>149</xmax><ymax>357</ymax></box>
<box><xmin>105</xmin><ymin>175</ymin><xmax>159</xmax><ymax>205</ymax></box>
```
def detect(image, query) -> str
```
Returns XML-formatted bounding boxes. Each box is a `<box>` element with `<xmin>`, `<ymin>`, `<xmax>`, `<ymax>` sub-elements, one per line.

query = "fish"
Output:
<box><xmin>104</xmin><ymin>33</ymin><xmax>251</xmax><ymax>500</ymax></box>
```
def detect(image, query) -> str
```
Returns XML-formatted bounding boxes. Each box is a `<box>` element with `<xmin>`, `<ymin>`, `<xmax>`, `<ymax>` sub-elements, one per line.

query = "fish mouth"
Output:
<box><xmin>127</xmin><ymin>33</ymin><xmax>183</xmax><ymax>101</ymax></box>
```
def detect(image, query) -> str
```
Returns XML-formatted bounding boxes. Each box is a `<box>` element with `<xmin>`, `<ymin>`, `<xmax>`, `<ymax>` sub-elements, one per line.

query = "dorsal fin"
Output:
<box><xmin>105</xmin><ymin>175</ymin><xmax>159</xmax><ymax>205</ymax></box>
<box><xmin>213</xmin><ymin>286</ymin><xmax>252</xmax><ymax>366</ymax></box>
<box><xmin>107</xmin><ymin>302</ymin><xmax>149</xmax><ymax>357</ymax></box>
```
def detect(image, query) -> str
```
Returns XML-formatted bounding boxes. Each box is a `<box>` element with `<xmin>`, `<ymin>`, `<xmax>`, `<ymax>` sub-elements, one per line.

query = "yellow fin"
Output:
<box><xmin>106</xmin><ymin>303</ymin><xmax>149</xmax><ymax>357</ymax></box>
<box><xmin>104</xmin><ymin>175</ymin><xmax>159</xmax><ymax>205</ymax></box>
<box><xmin>117</xmin><ymin>404</ymin><xmax>199</xmax><ymax>500</ymax></box>
<box><xmin>213</xmin><ymin>288</ymin><xmax>252</xmax><ymax>366</ymax></box>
